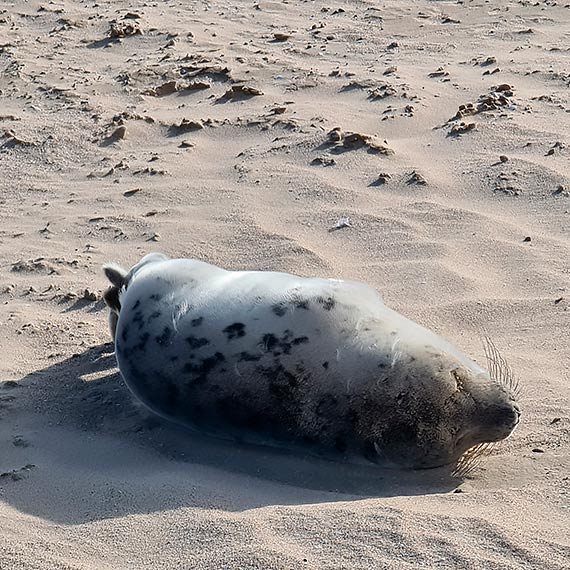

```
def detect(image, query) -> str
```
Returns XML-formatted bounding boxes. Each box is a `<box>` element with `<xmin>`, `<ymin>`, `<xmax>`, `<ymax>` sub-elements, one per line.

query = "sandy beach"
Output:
<box><xmin>1</xmin><ymin>0</ymin><xmax>569</xmax><ymax>568</ymax></box>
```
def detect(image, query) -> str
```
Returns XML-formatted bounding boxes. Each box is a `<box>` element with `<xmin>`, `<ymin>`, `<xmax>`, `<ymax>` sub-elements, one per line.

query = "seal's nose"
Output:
<box><xmin>500</xmin><ymin>402</ymin><xmax>521</xmax><ymax>428</ymax></box>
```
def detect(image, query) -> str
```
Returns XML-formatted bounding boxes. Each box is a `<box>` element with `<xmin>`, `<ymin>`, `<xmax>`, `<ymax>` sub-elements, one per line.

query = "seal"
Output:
<box><xmin>103</xmin><ymin>253</ymin><xmax>521</xmax><ymax>471</ymax></box>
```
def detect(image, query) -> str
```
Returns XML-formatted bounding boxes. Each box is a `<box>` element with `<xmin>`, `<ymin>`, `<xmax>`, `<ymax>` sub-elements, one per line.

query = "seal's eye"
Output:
<box><xmin>450</xmin><ymin>368</ymin><xmax>465</xmax><ymax>392</ymax></box>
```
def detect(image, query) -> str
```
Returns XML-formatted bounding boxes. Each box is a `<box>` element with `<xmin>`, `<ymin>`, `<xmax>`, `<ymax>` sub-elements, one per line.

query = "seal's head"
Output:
<box><xmin>367</xmin><ymin>338</ymin><xmax>521</xmax><ymax>472</ymax></box>
<box><xmin>452</xmin><ymin>338</ymin><xmax>521</xmax><ymax>475</ymax></box>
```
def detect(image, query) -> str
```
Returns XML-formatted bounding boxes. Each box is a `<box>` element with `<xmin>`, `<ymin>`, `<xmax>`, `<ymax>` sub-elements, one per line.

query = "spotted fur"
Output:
<box><xmin>104</xmin><ymin>253</ymin><xmax>521</xmax><ymax>471</ymax></box>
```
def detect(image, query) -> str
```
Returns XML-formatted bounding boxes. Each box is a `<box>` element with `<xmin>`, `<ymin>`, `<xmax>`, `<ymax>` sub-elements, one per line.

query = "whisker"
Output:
<box><xmin>453</xmin><ymin>442</ymin><xmax>495</xmax><ymax>478</ymax></box>
<box><xmin>482</xmin><ymin>336</ymin><xmax>520</xmax><ymax>398</ymax></box>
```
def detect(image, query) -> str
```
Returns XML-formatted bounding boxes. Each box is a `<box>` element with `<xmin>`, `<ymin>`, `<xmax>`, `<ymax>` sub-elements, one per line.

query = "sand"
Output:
<box><xmin>1</xmin><ymin>0</ymin><xmax>569</xmax><ymax>568</ymax></box>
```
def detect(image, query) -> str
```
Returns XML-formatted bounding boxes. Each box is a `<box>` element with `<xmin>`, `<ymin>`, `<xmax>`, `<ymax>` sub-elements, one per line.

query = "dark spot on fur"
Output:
<box><xmin>272</xmin><ymin>303</ymin><xmax>287</xmax><ymax>317</ymax></box>
<box><xmin>262</xmin><ymin>333</ymin><xmax>278</xmax><ymax>352</ymax></box>
<box><xmin>322</xmin><ymin>361</ymin><xmax>329</xmax><ymax>370</ymax></box>
<box><xmin>183</xmin><ymin>352</ymin><xmax>226</xmax><ymax>384</ymax></box>
<box><xmin>132</xmin><ymin>299</ymin><xmax>141</xmax><ymax>310</ymax></box>
<box><xmin>292</xmin><ymin>336</ymin><xmax>309</xmax><ymax>345</ymax></box>
<box><xmin>223</xmin><ymin>322</ymin><xmax>246</xmax><ymax>340</ymax></box>
<box><xmin>290</xmin><ymin>296</ymin><xmax>310</xmax><ymax>310</ymax></box>
<box><xmin>132</xmin><ymin>332</ymin><xmax>150</xmax><ymax>352</ymax></box>
<box><xmin>279</xmin><ymin>343</ymin><xmax>292</xmax><ymax>356</ymax></box>
<box><xmin>121</xmin><ymin>325</ymin><xmax>130</xmax><ymax>344</ymax></box>
<box><xmin>186</xmin><ymin>336</ymin><xmax>210</xmax><ymax>349</ymax></box>
<box><xmin>156</xmin><ymin>327</ymin><xmax>173</xmax><ymax>346</ymax></box>
<box><xmin>149</xmin><ymin>294</ymin><xmax>161</xmax><ymax>301</ymax></box>
<box><xmin>132</xmin><ymin>310</ymin><xmax>145</xmax><ymax>330</ymax></box>
<box><xmin>259</xmin><ymin>330</ymin><xmax>300</xmax><ymax>356</ymax></box>
<box><xmin>170</xmin><ymin>355</ymin><xmax>179</xmax><ymax>362</ymax></box>
<box><xmin>238</xmin><ymin>351</ymin><xmax>261</xmax><ymax>362</ymax></box>
<box><xmin>316</xmin><ymin>296</ymin><xmax>336</xmax><ymax>311</ymax></box>
<box><xmin>191</xmin><ymin>317</ymin><xmax>204</xmax><ymax>327</ymax></box>
<box><xmin>148</xmin><ymin>310</ymin><xmax>161</xmax><ymax>323</ymax></box>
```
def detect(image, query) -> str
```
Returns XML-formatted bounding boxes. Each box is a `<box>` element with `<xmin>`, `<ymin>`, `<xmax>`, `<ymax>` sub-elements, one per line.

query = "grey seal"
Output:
<box><xmin>103</xmin><ymin>253</ymin><xmax>521</xmax><ymax>471</ymax></box>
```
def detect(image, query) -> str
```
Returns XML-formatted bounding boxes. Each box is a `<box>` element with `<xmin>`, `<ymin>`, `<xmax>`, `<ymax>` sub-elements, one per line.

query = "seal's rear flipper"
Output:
<box><xmin>103</xmin><ymin>285</ymin><xmax>121</xmax><ymax>313</ymax></box>
<box><xmin>102</xmin><ymin>263</ymin><xmax>128</xmax><ymax>341</ymax></box>
<box><xmin>103</xmin><ymin>263</ymin><xmax>128</xmax><ymax>289</ymax></box>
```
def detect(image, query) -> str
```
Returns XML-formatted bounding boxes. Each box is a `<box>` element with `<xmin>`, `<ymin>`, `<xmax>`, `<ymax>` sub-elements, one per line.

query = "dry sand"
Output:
<box><xmin>1</xmin><ymin>0</ymin><xmax>569</xmax><ymax>568</ymax></box>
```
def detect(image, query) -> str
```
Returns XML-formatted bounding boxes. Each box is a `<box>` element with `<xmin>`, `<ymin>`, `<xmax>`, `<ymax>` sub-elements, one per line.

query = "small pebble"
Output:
<box><xmin>83</xmin><ymin>289</ymin><xmax>98</xmax><ymax>302</ymax></box>
<box><xmin>123</xmin><ymin>188</ymin><xmax>142</xmax><ymax>197</ymax></box>
<box><xmin>327</xmin><ymin>127</ymin><xmax>342</xmax><ymax>142</ymax></box>
<box><xmin>12</xmin><ymin>436</ymin><xmax>29</xmax><ymax>448</ymax></box>
<box><xmin>375</xmin><ymin>173</ymin><xmax>392</xmax><ymax>184</ymax></box>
